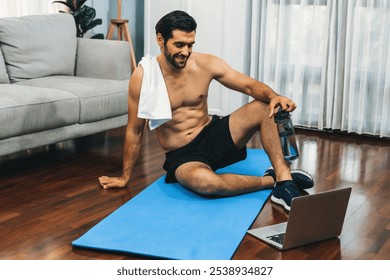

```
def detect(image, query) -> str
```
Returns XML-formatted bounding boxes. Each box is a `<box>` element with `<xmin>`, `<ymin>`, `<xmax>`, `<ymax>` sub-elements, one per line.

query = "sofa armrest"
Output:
<box><xmin>75</xmin><ymin>38</ymin><xmax>131</xmax><ymax>80</ymax></box>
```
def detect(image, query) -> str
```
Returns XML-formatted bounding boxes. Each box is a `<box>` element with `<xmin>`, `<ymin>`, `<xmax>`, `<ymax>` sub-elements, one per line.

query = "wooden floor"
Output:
<box><xmin>0</xmin><ymin>126</ymin><xmax>389</xmax><ymax>260</ymax></box>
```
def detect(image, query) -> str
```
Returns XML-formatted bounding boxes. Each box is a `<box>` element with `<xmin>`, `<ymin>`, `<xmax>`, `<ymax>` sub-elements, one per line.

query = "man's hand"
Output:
<box><xmin>268</xmin><ymin>96</ymin><xmax>297</xmax><ymax>118</ymax></box>
<box><xmin>98</xmin><ymin>66</ymin><xmax>145</xmax><ymax>191</ymax></box>
<box><xmin>98</xmin><ymin>176</ymin><xmax>128</xmax><ymax>189</ymax></box>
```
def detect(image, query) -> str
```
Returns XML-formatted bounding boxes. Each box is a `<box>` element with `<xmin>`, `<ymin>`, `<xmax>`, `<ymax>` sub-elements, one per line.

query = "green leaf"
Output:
<box><xmin>85</xmin><ymin>19</ymin><xmax>102</xmax><ymax>30</ymax></box>
<box><xmin>77</xmin><ymin>0</ymin><xmax>88</xmax><ymax>9</ymax></box>
<box><xmin>90</xmin><ymin>33</ymin><xmax>104</xmax><ymax>40</ymax></box>
<box><xmin>52</xmin><ymin>0</ymin><xmax>102</xmax><ymax>38</ymax></box>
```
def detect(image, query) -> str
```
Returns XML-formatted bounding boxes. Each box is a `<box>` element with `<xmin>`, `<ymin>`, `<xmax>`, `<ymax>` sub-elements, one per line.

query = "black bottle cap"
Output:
<box><xmin>274</xmin><ymin>107</ymin><xmax>290</xmax><ymax>121</ymax></box>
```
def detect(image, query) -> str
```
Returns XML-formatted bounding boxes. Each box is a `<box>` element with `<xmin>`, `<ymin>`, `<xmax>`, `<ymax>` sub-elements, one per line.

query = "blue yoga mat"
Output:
<box><xmin>72</xmin><ymin>149</ymin><xmax>272</xmax><ymax>260</ymax></box>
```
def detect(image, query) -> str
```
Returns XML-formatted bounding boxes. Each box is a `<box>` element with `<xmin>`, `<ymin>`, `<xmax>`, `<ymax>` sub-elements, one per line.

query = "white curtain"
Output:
<box><xmin>250</xmin><ymin>0</ymin><xmax>390</xmax><ymax>137</ymax></box>
<box><xmin>0</xmin><ymin>0</ymin><xmax>56</xmax><ymax>18</ymax></box>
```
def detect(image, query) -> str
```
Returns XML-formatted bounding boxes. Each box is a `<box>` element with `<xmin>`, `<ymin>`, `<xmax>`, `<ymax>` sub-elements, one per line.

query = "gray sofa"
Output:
<box><xmin>0</xmin><ymin>13</ymin><xmax>131</xmax><ymax>156</ymax></box>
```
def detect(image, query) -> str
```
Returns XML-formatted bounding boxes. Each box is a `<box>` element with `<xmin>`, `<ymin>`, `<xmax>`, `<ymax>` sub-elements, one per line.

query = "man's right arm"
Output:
<box><xmin>99</xmin><ymin>66</ymin><xmax>146</xmax><ymax>189</ymax></box>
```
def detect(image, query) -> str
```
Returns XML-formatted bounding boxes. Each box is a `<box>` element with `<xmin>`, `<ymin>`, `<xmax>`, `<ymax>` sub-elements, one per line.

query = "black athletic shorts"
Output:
<box><xmin>163</xmin><ymin>115</ymin><xmax>247</xmax><ymax>183</ymax></box>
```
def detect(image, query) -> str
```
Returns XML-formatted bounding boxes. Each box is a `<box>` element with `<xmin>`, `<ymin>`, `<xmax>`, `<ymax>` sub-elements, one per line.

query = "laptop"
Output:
<box><xmin>247</xmin><ymin>187</ymin><xmax>351</xmax><ymax>250</ymax></box>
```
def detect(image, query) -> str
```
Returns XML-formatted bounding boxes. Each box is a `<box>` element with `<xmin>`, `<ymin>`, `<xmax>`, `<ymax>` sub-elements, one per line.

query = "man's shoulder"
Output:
<box><xmin>132</xmin><ymin>64</ymin><xmax>144</xmax><ymax>80</ymax></box>
<box><xmin>192</xmin><ymin>52</ymin><xmax>224</xmax><ymax>69</ymax></box>
<box><xmin>192</xmin><ymin>53</ymin><xmax>229</xmax><ymax>76</ymax></box>
<box><xmin>128</xmin><ymin>65</ymin><xmax>144</xmax><ymax>94</ymax></box>
<box><xmin>193</xmin><ymin>52</ymin><xmax>220</xmax><ymax>61</ymax></box>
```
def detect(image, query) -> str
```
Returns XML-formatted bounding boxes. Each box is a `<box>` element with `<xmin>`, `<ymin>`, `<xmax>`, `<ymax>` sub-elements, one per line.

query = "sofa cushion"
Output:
<box><xmin>0</xmin><ymin>84</ymin><xmax>79</xmax><ymax>140</ymax></box>
<box><xmin>75</xmin><ymin>38</ymin><xmax>131</xmax><ymax>80</ymax></box>
<box><xmin>15</xmin><ymin>76</ymin><xmax>128</xmax><ymax>123</ymax></box>
<box><xmin>0</xmin><ymin>14</ymin><xmax>77</xmax><ymax>83</ymax></box>
<box><xmin>0</xmin><ymin>48</ymin><xmax>10</xmax><ymax>84</ymax></box>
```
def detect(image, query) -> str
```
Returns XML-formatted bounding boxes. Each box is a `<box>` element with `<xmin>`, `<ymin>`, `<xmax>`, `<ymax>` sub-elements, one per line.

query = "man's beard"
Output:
<box><xmin>164</xmin><ymin>49</ymin><xmax>190</xmax><ymax>69</ymax></box>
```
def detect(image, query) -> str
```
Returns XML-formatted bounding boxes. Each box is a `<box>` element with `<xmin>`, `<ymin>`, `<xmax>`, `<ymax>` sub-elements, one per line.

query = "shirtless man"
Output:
<box><xmin>99</xmin><ymin>10</ymin><xmax>313</xmax><ymax>211</ymax></box>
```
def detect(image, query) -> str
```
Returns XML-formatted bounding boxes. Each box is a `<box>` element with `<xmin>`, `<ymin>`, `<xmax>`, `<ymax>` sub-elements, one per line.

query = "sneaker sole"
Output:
<box><xmin>291</xmin><ymin>169</ymin><xmax>314</xmax><ymax>189</ymax></box>
<box><xmin>265</xmin><ymin>167</ymin><xmax>314</xmax><ymax>190</ymax></box>
<box><xmin>271</xmin><ymin>195</ymin><xmax>291</xmax><ymax>211</ymax></box>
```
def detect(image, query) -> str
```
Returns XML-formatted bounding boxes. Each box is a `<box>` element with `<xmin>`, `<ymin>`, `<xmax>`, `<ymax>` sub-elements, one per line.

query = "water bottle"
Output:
<box><xmin>274</xmin><ymin>108</ymin><xmax>299</xmax><ymax>161</ymax></box>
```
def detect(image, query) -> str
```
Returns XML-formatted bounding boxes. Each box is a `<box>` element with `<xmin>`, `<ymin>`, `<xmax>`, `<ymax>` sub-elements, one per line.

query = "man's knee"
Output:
<box><xmin>232</xmin><ymin>100</ymin><xmax>270</xmax><ymax>126</ymax></box>
<box><xmin>175</xmin><ymin>164</ymin><xmax>224</xmax><ymax>196</ymax></box>
<box><xmin>248</xmin><ymin>100</ymin><xmax>270</xmax><ymax>118</ymax></box>
<box><xmin>193</xmin><ymin>181</ymin><xmax>224</xmax><ymax>196</ymax></box>
<box><xmin>180</xmin><ymin>176</ymin><xmax>224</xmax><ymax>196</ymax></box>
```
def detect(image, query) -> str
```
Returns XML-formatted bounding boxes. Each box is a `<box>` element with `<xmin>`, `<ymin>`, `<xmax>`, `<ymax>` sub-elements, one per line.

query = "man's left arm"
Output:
<box><xmin>211</xmin><ymin>55</ymin><xmax>296</xmax><ymax>117</ymax></box>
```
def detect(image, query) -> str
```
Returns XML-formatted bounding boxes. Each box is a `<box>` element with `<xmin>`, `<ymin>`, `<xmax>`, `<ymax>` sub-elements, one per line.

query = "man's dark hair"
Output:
<box><xmin>155</xmin><ymin>10</ymin><xmax>197</xmax><ymax>44</ymax></box>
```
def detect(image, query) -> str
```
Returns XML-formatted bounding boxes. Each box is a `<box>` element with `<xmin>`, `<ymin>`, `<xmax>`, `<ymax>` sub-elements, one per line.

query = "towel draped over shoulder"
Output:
<box><xmin>137</xmin><ymin>54</ymin><xmax>172</xmax><ymax>130</ymax></box>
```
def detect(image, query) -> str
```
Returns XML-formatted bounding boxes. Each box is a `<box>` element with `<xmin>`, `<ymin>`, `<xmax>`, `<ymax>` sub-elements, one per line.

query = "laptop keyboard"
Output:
<box><xmin>266</xmin><ymin>233</ymin><xmax>285</xmax><ymax>245</ymax></box>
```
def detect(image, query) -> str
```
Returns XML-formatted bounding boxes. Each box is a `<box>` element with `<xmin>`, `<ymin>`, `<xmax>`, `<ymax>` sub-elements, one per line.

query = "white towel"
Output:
<box><xmin>137</xmin><ymin>54</ymin><xmax>172</xmax><ymax>130</ymax></box>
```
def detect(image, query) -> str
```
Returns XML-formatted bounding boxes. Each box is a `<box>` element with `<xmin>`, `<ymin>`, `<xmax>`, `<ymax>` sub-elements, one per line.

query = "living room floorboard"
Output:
<box><xmin>0</xmin><ymin>126</ymin><xmax>389</xmax><ymax>260</ymax></box>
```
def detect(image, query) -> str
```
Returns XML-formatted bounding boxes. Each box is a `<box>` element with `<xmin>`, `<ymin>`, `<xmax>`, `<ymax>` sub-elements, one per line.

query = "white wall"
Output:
<box><xmin>145</xmin><ymin>0</ymin><xmax>251</xmax><ymax>116</ymax></box>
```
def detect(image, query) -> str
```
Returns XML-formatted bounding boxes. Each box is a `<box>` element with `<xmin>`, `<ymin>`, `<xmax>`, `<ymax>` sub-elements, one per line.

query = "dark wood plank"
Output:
<box><xmin>0</xmin><ymin>126</ymin><xmax>389</xmax><ymax>260</ymax></box>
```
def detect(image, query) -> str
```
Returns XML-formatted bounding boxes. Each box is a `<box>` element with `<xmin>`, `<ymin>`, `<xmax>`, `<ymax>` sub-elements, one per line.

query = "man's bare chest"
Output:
<box><xmin>164</xmin><ymin>75</ymin><xmax>210</xmax><ymax>109</ymax></box>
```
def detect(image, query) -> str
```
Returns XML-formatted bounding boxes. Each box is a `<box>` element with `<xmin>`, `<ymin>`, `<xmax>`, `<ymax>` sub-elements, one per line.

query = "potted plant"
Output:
<box><xmin>52</xmin><ymin>0</ymin><xmax>104</xmax><ymax>39</ymax></box>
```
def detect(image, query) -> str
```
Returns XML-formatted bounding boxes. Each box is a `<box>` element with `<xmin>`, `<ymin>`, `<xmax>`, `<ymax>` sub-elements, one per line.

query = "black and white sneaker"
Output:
<box><xmin>264</xmin><ymin>167</ymin><xmax>314</xmax><ymax>190</ymax></box>
<box><xmin>271</xmin><ymin>181</ymin><xmax>301</xmax><ymax>211</ymax></box>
